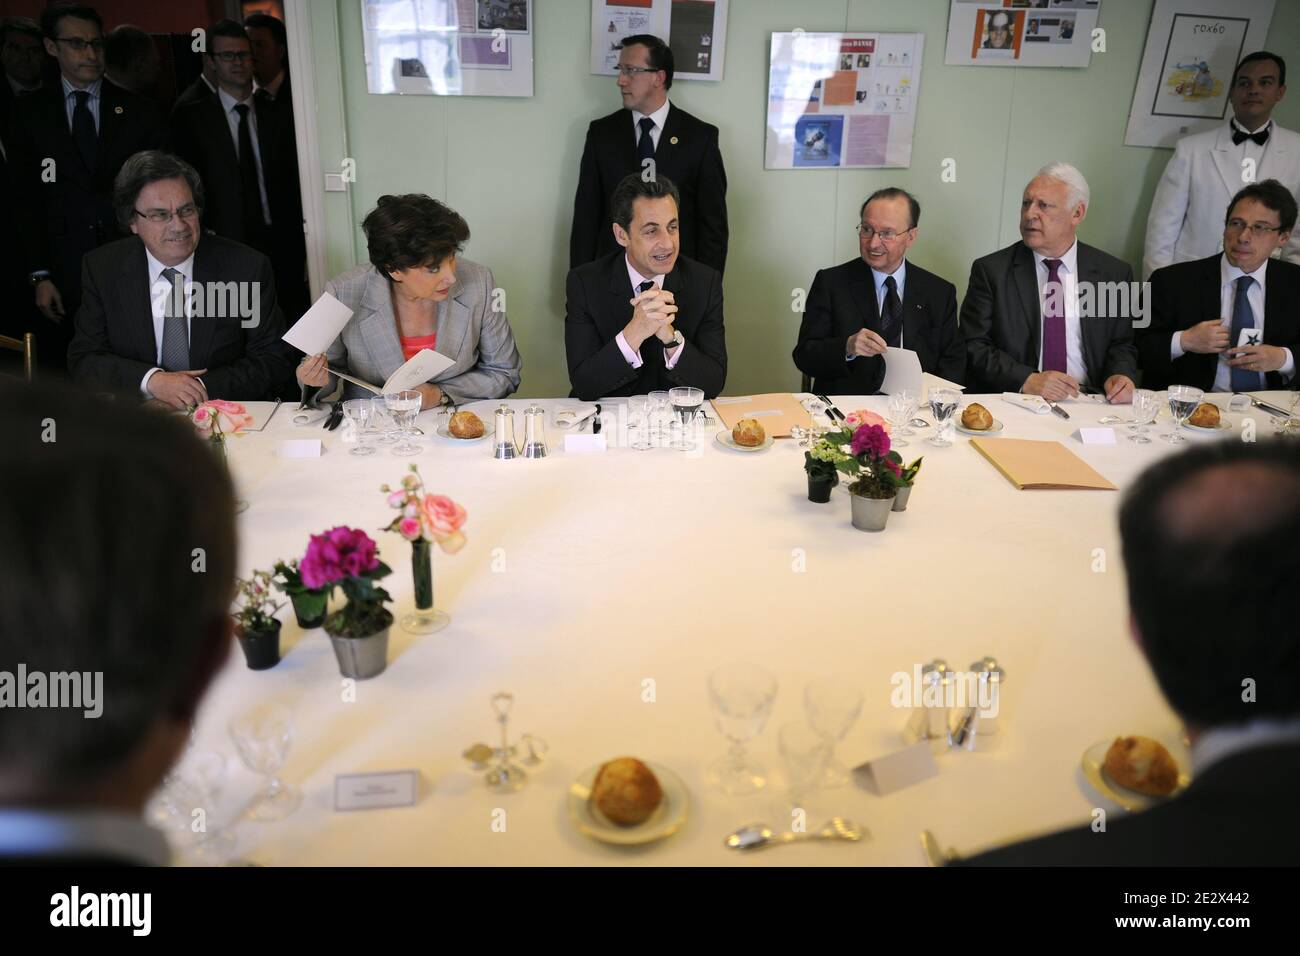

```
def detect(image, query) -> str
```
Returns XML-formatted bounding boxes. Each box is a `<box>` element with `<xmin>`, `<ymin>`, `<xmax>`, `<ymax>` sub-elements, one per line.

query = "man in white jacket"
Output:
<box><xmin>1144</xmin><ymin>51</ymin><xmax>1300</xmax><ymax>279</ymax></box>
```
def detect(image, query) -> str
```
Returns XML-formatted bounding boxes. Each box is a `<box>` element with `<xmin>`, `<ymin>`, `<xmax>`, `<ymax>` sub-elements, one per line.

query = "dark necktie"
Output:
<box><xmin>637</xmin><ymin>116</ymin><xmax>656</xmax><ymax>163</ymax></box>
<box><xmin>880</xmin><ymin>275</ymin><xmax>902</xmax><ymax>348</ymax></box>
<box><xmin>1229</xmin><ymin>275</ymin><xmax>1264</xmax><ymax>392</ymax></box>
<box><xmin>636</xmin><ymin>279</ymin><xmax>655</xmax><ymax>294</ymax></box>
<box><xmin>71</xmin><ymin>89</ymin><xmax>96</xmax><ymax>171</ymax></box>
<box><xmin>159</xmin><ymin>267</ymin><xmax>190</xmax><ymax>372</ymax></box>
<box><xmin>234</xmin><ymin>103</ymin><xmax>265</xmax><ymax>237</ymax></box>
<box><xmin>1231</xmin><ymin>123</ymin><xmax>1269</xmax><ymax>147</ymax></box>
<box><xmin>1041</xmin><ymin>258</ymin><xmax>1067</xmax><ymax>373</ymax></box>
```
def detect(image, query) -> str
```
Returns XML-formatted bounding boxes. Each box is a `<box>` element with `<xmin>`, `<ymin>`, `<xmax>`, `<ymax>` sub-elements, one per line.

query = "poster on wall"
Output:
<box><xmin>765</xmin><ymin>32</ymin><xmax>924</xmax><ymax>170</ymax></box>
<box><xmin>590</xmin><ymin>0</ymin><xmax>728</xmax><ymax>81</ymax></box>
<box><xmin>1124</xmin><ymin>0</ymin><xmax>1275</xmax><ymax>148</ymax></box>
<box><xmin>361</xmin><ymin>0</ymin><xmax>534</xmax><ymax>97</ymax></box>
<box><xmin>944</xmin><ymin>0</ymin><xmax>1100</xmax><ymax>68</ymax></box>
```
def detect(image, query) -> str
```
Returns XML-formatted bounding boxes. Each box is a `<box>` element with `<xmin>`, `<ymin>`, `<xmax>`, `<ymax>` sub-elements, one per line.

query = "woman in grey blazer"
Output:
<box><xmin>297</xmin><ymin>194</ymin><xmax>522</xmax><ymax>406</ymax></box>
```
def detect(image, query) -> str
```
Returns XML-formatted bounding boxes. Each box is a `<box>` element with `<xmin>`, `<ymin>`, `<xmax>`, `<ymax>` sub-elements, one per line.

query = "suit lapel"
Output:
<box><xmin>359</xmin><ymin>269</ymin><xmax>406</xmax><ymax>377</ymax></box>
<box><xmin>616</xmin><ymin>111</ymin><xmax>637</xmax><ymax>172</ymax></box>
<box><xmin>1210</xmin><ymin>124</ymin><xmax>1240</xmax><ymax>196</ymax></box>
<box><xmin>655</xmin><ymin>105</ymin><xmax>681</xmax><ymax>173</ymax></box>
<box><xmin>94</xmin><ymin>81</ymin><xmax>123</xmax><ymax>173</ymax></box>
<box><xmin>1010</xmin><ymin>243</ymin><xmax>1041</xmax><ymax>366</ymax></box>
<box><xmin>849</xmin><ymin>258</ymin><xmax>878</xmax><ymax>331</ymax></box>
<box><xmin>189</xmin><ymin>239</ymin><xmax>218</xmax><ymax>367</ymax></box>
<box><xmin>1264</xmin><ymin>258</ymin><xmax>1297</xmax><ymax>347</ymax></box>
<box><xmin>1075</xmin><ymin>244</ymin><xmax>1102</xmax><ymax>381</ymax></box>
<box><xmin>437</xmin><ymin>274</ymin><xmax>470</xmax><ymax>361</ymax></box>
<box><xmin>900</xmin><ymin>264</ymin><xmax>925</xmax><ymax>351</ymax></box>
<box><xmin>118</xmin><ymin>240</ymin><xmax>157</xmax><ymax>363</ymax></box>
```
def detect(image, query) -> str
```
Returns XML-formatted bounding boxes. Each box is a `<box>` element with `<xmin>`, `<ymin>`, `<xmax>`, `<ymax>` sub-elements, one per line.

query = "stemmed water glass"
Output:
<box><xmin>804</xmin><ymin>679</ymin><xmax>864</xmax><ymax>788</ymax></box>
<box><xmin>384</xmin><ymin>389</ymin><xmax>424</xmax><ymax>456</ymax></box>
<box><xmin>648</xmin><ymin>391</ymin><xmax>670</xmax><ymax>447</ymax></box>
<box><xmin>229</xmin><ymin>702</ymin><xmax>301</xmax><ymax>822</ymax></box>
<box><xmin>887</xmin><ymin>392</ymin><xmax>913</xmax><ymax>446</ymax></box>
<box><xmin>1128</xmin><ymin>389</ymin><xmax>1159</xmax><ymax>444</ymax></box>
<box><xmin>774</xmin><ymin>722</ymin><xmax>834</xmax><ymax>822</ymax></box>
<box><xmin>706</xmin><ymin>663</ymin><xmax>778</xmax><ymax>796</ymax></box>
<box><xmin>370</xmin><ymin>400</ymin><xmax>399</xmax><ymax>445</ymax></box>
<box><xmin>342</xmin><ymin>398</ymin><xmax>375</xmax><ymax>456</ymax></box>
<box><xmin>627</xmin><ymin>395</ymin><xmax>653</xmax><ymax>450</ymax></box>
<box><xmin>1164</xmin><ymin>384</ymin><xmax>1204</xmax><ymax>444</ymax></box>
<box><xmin>669</xmin><ymin>386</ymin><xmax>703</xmax><ymax>451</ymax></box>
<box><xmin>928</xmin><ymin>388</ymin><xmax>959</xmax><ymax>446</ymax></box>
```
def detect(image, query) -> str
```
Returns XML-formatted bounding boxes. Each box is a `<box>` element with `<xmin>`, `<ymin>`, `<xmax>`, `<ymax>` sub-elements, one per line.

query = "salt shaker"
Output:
<box><xmin>904</xmin><ymin>658</ymin><xmax>952</xmax><ymax>745</ymax></box>
<box><xmin>974</xmin><ymin>656</ymin><xmax>1005</xmax><ymax>736</ymax></box>
<box><xmin>493</xmin><ymin>404</ymin><xmax>518</xmax><ymax>460</ymax></box>
<box><xmin>522</xmin><ymin>404</ymin><xmax>547</xmax><ymax>459</ymax></box>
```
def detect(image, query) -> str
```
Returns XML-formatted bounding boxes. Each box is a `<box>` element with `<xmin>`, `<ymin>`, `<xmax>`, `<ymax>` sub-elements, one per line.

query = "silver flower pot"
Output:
<box><xmin>328</xmin><ymin>627</ymin><xmax>390</xmax><ymax>680</ymax></box>
<box><xmin>892</xmin><ymin>485</ymin><xmax>913</xmax><ymax>512</ymax></box>
<box><xmin>850</xmin><ymin>492</ymin><xmax>895</xmax><ymax>531</ymax></box>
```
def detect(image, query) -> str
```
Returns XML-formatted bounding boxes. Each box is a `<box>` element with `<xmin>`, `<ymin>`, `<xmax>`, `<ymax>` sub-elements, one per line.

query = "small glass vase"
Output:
<box><xmin>402</xmin><ymin>537</ymin><xmax>450</xmax><ymax>634</ymax></box>
<box><xmin>210</xmin><ymin>434</ymin><xmax>249</xmax><ymax>514</ymax></box>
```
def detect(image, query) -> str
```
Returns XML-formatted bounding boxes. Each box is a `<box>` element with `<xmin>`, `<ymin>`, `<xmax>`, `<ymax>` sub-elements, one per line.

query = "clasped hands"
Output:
<box><xmin>622</xmin><ymin>288</ymin><xmax>678</xmax><ymax>350</ymax></box>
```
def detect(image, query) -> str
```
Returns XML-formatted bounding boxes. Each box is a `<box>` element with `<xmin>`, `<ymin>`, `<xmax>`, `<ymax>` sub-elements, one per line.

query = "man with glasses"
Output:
<box><xmin>7</xmin><ymin>3</ymin><xmax>166</xmax><ymax>371</ymax></box>
<box><xmin>68</xmin><ymin>150</ymin><xmax>293</xmax><ymax>406</ymax></box>
<box><xmin>1139</xmin><ymin>180</ymin><xmax>1299</xmax><ymax>393</ymax></box>
<box><xmin>171</xmin><ymin>19</ymin><xmax>307</xmax><ymax>323</ymax></box>
<box><xmin>793</xmin><ymin>187</ymin><xmax>964</xmax><ymax>395</ymax></box>
<box><xmin>570</xmin><ymin>33</ymin><xmax>729</xmax><ymax>273</ymax></box>
<box><xmin>1145</xmin><ymin>52</ymin><xmax>1300</xmax><ymax>279</ymax></box>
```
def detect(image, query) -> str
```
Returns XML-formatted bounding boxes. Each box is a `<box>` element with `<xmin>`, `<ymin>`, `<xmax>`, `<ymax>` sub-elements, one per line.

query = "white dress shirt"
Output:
<box><xmin>140</xmin><ymin>249</ymin><xmax>198</xmax><ymax>395</ymax></box>
<box><xmin>61</xmin><ymin>74</ymin><xmax>101</xmax><ymax>131</ymax></box>
<box><xmin>217</xmin><ymin>86</ymin><xmax>272</xmax><ymax>224</ymax></box>
<box><xmin>1169</xmin><ymin>254</ymin><xmax>1295</xmax><ymax>389</ymax></box>
<box><xmin>0</xmin><ymin>807</ymin><xmax>170</xmax><ymax>865</ymax></box>
<box><xmin>1032</xmin><ymin>240</ymin><xmax>1089</xmax><ymax>386</ymax></box>
<box><xmin>1231</xmin><ymin>117</ymin><xmax>1272</xmax><ymax>173</ymax></box>
<box><xmin>615</xmin><ymin>256</ymin><xmax>684</xmax><ymax>369</ymax></box>
<box><xmin>1192</xmin><ymin>715</ymin><xmax>1300</xmax><ymax>777</ymax></box>
<box><xmin>848</xmin><ymin>260</ymin><xmax>907</xmax><ymax>360</ymax></box>
<box><xmin>631</xmin><ymin>99</ymin><xmax>671</xmax><ymax>153</ymax></box>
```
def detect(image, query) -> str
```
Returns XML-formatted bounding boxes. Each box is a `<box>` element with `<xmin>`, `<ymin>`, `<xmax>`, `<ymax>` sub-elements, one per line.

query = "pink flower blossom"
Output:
<box><xmin>850</xmin><ymin>423</ymin><xmax>891</xmax><ymax>459</ymax></box>
<box><xmin>192</xmin><ymin>406</ymin><xmax>212</xmax><ymax>427</ymax></box>
<box><xmin>434</xmin><ymin>530</ymin><xmax>467</xmax><ymax>555</ymax></box>
<box><xmin>300</xmin><ymin>526</ymin><xmax>379</xmax><ymax>589</ymax></box>
<box><xmin>883</xmin><ymin>458</ymin><xmax>902</xmax><ymax>477</ymax></box>
<box><xmin>398</xmin><ymin>516</ymin><xmax>421</xmax><ymax>540</ymax></box>
<box><xmin>388</xmin><ymin>490</ymin><xmax>407</xmax><ymax>509</ymax></box>
<box><xmin>843</xmin><ymin>410</ymin><xmax>891</xmax><ymax>434</ymax></box>
<box><xmin>420</xmin><ymin>494</ymin><xmax>466</xmax><ymax>539</ymax></box>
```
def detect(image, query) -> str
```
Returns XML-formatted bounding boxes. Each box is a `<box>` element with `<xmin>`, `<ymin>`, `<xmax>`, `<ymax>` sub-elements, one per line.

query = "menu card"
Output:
<box><xmin>711</xmin><ymin>393</ymin><xmax>813</xmax><ymax>438</ymax></box>
<box><xmin>971</xmin><ymin>438</ymin><xmax>1117</xmax><ymax>490</ymax></box>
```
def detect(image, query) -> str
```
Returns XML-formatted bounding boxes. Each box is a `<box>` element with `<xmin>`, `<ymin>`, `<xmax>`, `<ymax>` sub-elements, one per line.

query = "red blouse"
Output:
<box><xmin>399</xmin><ymin>332</ymin><xmax>438</xmax><ymax>362</ymax></box>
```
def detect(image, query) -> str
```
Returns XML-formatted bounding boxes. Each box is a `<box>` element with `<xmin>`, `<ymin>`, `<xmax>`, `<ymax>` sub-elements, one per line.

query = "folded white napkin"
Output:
<box><xmin>554</xmin><ymin>405</ymin><xmax>598</xmax><ymax>428</ymax></box>
<box><xmin>1002</xmin><ymin>392</ymin><xmax>1050</xmax><ymax>415</ymax></box>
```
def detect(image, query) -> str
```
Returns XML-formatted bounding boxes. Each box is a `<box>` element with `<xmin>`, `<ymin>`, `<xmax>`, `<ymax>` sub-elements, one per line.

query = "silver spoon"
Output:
<box><xmin>920</xmin><ymin>829</ymin><xmax>959</xmax><ymax>866</ymax></box>
<box><xmin>909</xmin><ymin>418</ymin><xmax>930</xmax><ymax>428</ymax></box>
<box><xmin>1097</xmin><ymin>415</ymin><xmax>1131</xmax><ymax>426</ymax></box>
<box><xmin>724</xmin><ymin>817</ymin><xmax>865</xmax><ymax>851</ymax></box>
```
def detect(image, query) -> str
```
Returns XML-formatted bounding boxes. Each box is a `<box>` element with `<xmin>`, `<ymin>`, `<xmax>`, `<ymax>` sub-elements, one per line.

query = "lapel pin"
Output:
<box><xmin>114</xmin><ymin>106</ymin><xmax>123</xmax><ymax>114</ymax></box>
<box><xmin>670</xmin><ymin>136</ymin><xmax>679</xmax><ymax>145</ymax></box>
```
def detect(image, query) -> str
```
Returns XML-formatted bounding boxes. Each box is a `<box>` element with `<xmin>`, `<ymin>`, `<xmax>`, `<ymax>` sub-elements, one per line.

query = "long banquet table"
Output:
<box><xmin>178</xmin><ymin>390</ymin><xmax>1295</xmax><ymax>866</ymax></box>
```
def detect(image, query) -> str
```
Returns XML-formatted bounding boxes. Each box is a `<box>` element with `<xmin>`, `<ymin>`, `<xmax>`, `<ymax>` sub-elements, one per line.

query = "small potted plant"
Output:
<box><xmin>803</xmin><ymin>446</ymin><xmax>840</xmax><ymax>502</ymax></box>
<box><xmin>303</xmin><ymin>527</ymin><xmax>393</xmax><ymax>680</ymax></box>
<box><xmin>892</xmin><ymin>457</ymin><xmax>924</xmax><ymax>512</ymax></box>
<box><xmin>273</xmin><ymin>558</ymin><xmax>329</xmax><ymax>629</ymax></box>
<box><xmin>232</xmin><ymin>569</ymin><xmax>284</xmax><ymax>670</ymax></box>
<box><xmin>829</xmin><ymin>421</ymin><xmax>902</xmax><ymax>531</ymax></box>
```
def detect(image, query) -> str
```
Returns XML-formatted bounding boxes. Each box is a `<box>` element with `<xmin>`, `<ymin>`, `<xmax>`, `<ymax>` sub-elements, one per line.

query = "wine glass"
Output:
<box><xmin>887</xmin><ymin>392</ymin><xmax>913</xmax><ymax>446</ymax></box>
<box><xmin>342</xmin><ymin>399</ymin><xmax>375</xmax><ymax>456</ymax></box>
<box><xmin>384</xmin><ymin>389</ymin><xmax>424</xmax><ymax>456</ymax></box>
<box><xmin>1129</xmin><ymin>389</ymin><xmax>1159</xmax><ymax>444</ymax></box>
<box><xmin>900</xmin><ymin>391</ymin><xmax>923</xmax><ymax>435</ymax></box>
<box><xmin>706</xmin><ymin>663</ymin><xmax>778</xmax><ymax>796</ymax></box>
<box><xmin>1164</xmin><ymin>384</ymin><xmax>1204</xmax><ymax>444</ymax></box>
<box><xmin>647</xmin><ymin>391</ymin><xmax>670</xmax><ymax>447</ymax></box>
<box><xmin>370</xmin><ymin>400</ymin><xmax>399</xmax><ymax>445</ymax></box>
<box><xmin>774</xmin><ymin>722</ymin><xmax>833</xmax><ymax>823</ymax></box>
<box><xmin>178</xmin><ymin>751</ymin><xmax>239</xmax><ymax>865</ymax></box>
<box><xmin>928</xmin><ymin>388</ymin><xmax>959</xmax><ymax>446</ymax></box>
<box><xmin>229</xmin><ymin>702</ymin><xmax>301</xmax><ymax>822</ymax></box>
<box><xmin>804</xmin><ymin>679</ymin><xmax>863</xmax><ymax>788</ymax></box>
<box><xmin>669</xmin><ymin>386</ymin><xmax>703</xmax><ymax>450</ymax></box>
<box><xmin>627</xmin><ymin>395</ymin><xmax>652</xmax><ymax>450</ymax></box>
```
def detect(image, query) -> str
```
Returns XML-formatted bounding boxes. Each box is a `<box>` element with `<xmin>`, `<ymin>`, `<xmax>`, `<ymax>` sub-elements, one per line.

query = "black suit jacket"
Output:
<box><xmin>1139</xmin><ymin>254</ymin><xmax>1300</xmax><ymax>391</ymax></box>
<box><xmin>961</xmin><ymin>741</ymin><xmax>1300</xmax><ymax>866</ymax></box>
<box><xmin>8</xmin><ymin>79</ymin><xmax>167</xmax><ymax>314</ymax></box>
<box><xmin>569</xmin><ymin>104</ymin><xmax>728</xmax><ymax>273</ymax></box>
<box><xmin>565</xmin><ymin>250</ymin><xmax>727</xmax><ymax>400</ymax></box>
<box><xmin>67</xmin><ymin>234</ymin><xmax>293</xmax><ymax>400</ymax></box>
<box><xmin>793</xmin><ymin>257</ymin><xmax>965</xmax><ymax>394</ymax></box>
<box><xmin>961</xmin><ymin>241</ymin><xmax>1139</xmax><ymax>393</ymax></box>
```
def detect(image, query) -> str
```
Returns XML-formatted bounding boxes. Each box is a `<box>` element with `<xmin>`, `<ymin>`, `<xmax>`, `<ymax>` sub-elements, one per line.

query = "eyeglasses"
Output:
<box><xmin>616</xmin><ymin>65</ymin><xmax>660</xmax><ymax>78</ymax></box>
<box><xmin>856</xmin><ymin>224</ymin><xmax>913</xmax><ymax>242</ymax></box>
<box><xmin>211</xmin><ymin>51</ymin><xmax>253</xmax><ymax>64</ymax></box>
<box><xmin>54</xmin><ymin>37</ymin><xmax>105</xmax><ymax>53</ymax></box>
<box><xmin>1225</xmin><ymin>218</ymin><xmax>1283</xmax><ymax>237</ymax></box>
<box><xmin>134</xmin><ymin>204</ymin><xmax>201</xmax><ymax>224</ymax></box>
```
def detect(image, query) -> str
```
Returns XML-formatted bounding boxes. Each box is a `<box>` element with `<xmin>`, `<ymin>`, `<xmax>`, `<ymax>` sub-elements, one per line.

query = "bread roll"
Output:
<box><xmin>961</xmin><ymin>403</ymin><xmax>993</xmax><ymax>431</ymax></box>
<box><xmin>448</xmin><ymin>410</ymin><xmax>485</xmax><ymax>439</ymax></box>
<box><xmin>1103</xmin><ymin>735</ymin><xmax>1179</xmax><ymax>797</ymax></box>
<box><xmin>590</xmin><ymin>757</ymin><xmax>663</xmax><ymax>825</ymax></box>
<box><xmin>733</xmin><ymin>418</ymin><xmax>766</xmax><ymax>447</ymax></box>
<box><xmin>1187</xmin><ymin>403</ymin><xmax>1220</xmax><ymax>428</ymax></box>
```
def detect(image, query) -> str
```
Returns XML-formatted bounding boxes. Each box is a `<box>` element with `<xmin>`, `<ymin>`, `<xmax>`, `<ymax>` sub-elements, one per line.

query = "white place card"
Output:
<box><xmin>850</xmin><ymin>741</ymin><xmax>939</xmax><ymax>796</ymax></box>
<box><xmin>279</xmin><ymin>439</ymin><xmax>322</xmax><ymax>458</ymax></box>
<box><xmin>1077</xmin><ymin>427</ymin><xmax>1117</xmax><ymax>445</ymax></box>
<box><xmin>334</xmin><ymin>770</ymin><xmax>420</xmax><ymax>811</ymax></box>
<box><xmin>564</xmin><ymin>433</ymin><xmax>607</xmax><ymax>454</ymax></box>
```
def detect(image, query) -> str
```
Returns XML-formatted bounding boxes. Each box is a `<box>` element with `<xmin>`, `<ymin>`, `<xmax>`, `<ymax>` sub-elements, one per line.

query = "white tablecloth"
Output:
<box><xmin>178</xmin><ymin>391</ymin><xmax>1295</xmax><ymax>866</ymax></box>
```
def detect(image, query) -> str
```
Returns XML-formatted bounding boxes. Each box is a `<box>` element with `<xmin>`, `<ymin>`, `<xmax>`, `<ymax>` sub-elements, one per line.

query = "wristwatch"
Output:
<box><xmin>29</xmin><ymin>272</ymin><xmax>51</xmax><ymax>288</ymax></box>
<box><xmin>663</xmin><ymin>330</ymin><xmax>684</xmax><ymax>351</ymax></box>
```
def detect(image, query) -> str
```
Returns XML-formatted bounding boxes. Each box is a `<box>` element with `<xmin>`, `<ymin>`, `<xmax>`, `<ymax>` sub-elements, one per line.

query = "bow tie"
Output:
<box><xmin>1231</xmin><ymin>125</ymin><xmax>1270</xmax><ymax>147</ymax></box>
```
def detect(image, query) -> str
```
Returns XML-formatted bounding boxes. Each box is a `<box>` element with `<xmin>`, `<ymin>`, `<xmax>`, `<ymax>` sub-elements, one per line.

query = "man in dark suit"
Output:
<box><xmin>171</xmin><ymin>19</ymin><xmax>307</xmax><ymax>322</ymax></box>
<box><xmin>570</xmin><ymin>33</ymin><xmax>728</xmax><ymax>274</ymax></box>
<box><xmin>7</xmin><ymin>3</ymin><xmax>166</xmax><ymax>368</ymax></box>
<box><xmin>68</xmin><ymin>150</ymin><xmax>293</xmax><ymax>405</ymax></box>
<box><xmin>962</xmin><ymin>162</ymin><xmax>1138</xmax><ymax>401</ymax></box>
<box><xmin>1139</xmin><ymin>179</ymin><xmax>1299</xmax><ymax>392</ymax></box>
<box><xmin>0</xmin><ymin>16</ymin><xmax>45</xmax><ymax>131</ymax></box>
<box><xmin>0</xmin><ymin>380</ymin><xmax>235</xmax><ymax>867</ymax></box>
<box><xmin>566</xmin><ymin>173</ymin><xmax>726</xmax><ymax>399</ymax></box>
<box><xmin>964</xmin><ymin>439</ymin><xmax>1300</xmax><ymax>866</ymax></box>
<box><xmin>245</xmin><ymin>13</ymin><xmax>291</xmax><ymax>107</ymax></box>
<box><xmin>794</xmin><ymin>187</ymin><xmax>964</xmax><ymax>394</ymax></box>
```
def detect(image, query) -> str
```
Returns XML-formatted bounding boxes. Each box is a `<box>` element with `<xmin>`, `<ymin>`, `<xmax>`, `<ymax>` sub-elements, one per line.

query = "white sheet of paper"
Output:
<box><xmin>282</xmin><ymin>292</ymin><xmax>353</xmax><ymax>356</ymax></box>
<box><xmin>922</xmin><ymin>371</ymin><xmax>966</xmax><ymax>393</ymax></box>
<box><xmin>334</xmin><ymin>770</ymin><xmax>419</xmax><ymax>811</ymax></box>
<box><xmin>383</xmin><ymin>348</ymin><xmax>456</xmax><ymax>392</ymax></box>
<box><xmin>279</xmin><ymin>439</ymin><xmax>322</xmax><ymax>458</ymax></box>
<box><xmin>881</xmin><ymin>348</ymin><xmax>924</xmax><ymax>395</ymax></box>
<box><xmin>744</xmin><ymin>409</ymin><xmax>783</xmax><ymax>418</ymax></box>
<box><xmin>564</xmin><ymin>434</ymin><xmax>607</xmax><ymax>454</ymax></box>
<box><xmin>1078</xmin><ymin>427</ymin><xmax>1117</xmax><ymax>445</ymax></box>
<box><xmin>850</xmin><ymin>741</ymin><xmax>939</xmax><ymax>796</ymax></box>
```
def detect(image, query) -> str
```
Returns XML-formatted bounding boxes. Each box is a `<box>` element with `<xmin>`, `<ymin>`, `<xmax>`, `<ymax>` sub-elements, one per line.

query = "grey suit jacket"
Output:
<box><xmin>322</xmin><ymin>260</ymin><xmax>522</xmax><ymax>402</ymax></box>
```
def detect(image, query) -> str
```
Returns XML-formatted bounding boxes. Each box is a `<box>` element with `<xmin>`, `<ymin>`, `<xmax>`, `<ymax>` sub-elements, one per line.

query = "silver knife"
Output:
<box><xmin>1048</xmin><ymin>402</ymin><xmax>1070</xmax><ymax>420</ymax></box>
<box><xmin>1249</xmin><ymin>396</ymin><xmax>1293</xmax><ymax>418</ymax></box>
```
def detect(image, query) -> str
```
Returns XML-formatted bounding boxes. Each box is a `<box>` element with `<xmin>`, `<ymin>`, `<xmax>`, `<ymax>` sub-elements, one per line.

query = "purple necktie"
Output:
<box><xmin>1041</xmin><ymin>258</ymin><xmax>1067</xmax><ymax>374</ymax></box>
